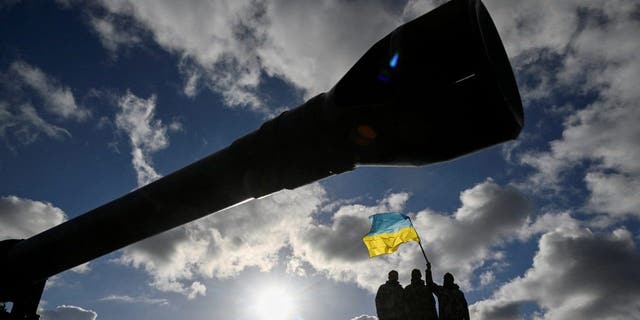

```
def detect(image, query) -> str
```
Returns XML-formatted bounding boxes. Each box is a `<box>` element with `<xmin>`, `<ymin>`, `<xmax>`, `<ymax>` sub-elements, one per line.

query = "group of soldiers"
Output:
<box><xmin>375</xmin><ymin>263</ymin><xmax>469</xmax><ymax>320</ymax></box>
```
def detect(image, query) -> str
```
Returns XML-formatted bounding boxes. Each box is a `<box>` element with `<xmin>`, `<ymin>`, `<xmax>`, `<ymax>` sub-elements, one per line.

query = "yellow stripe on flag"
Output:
<box><xmin>362</xmin><ymin>226</ymin><xmax>419</xmax><ymax>258</ymax></box>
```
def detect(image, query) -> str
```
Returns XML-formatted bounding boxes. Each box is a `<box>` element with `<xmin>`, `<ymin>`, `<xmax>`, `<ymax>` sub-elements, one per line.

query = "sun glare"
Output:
<box><xmin>252</xmin><ymin>284</ymin><xmax>297</xmax><ymax>320</ymax></box>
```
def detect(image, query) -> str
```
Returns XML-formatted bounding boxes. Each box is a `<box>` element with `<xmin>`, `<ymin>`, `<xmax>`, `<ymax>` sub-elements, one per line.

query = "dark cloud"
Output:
<box><xmin>302</xmin><ymin>213</ymin><xmax>371</xmax><ymax>262</ymax></box>
<box><xmin>471</xmin><ymin>227</ymin><xmax>640</xmax><ymax>319</ymax></box>
<box><xmin>471</xmin><ymin>300</ymin><xmax>522</xmax><ymax>320</ymax></box>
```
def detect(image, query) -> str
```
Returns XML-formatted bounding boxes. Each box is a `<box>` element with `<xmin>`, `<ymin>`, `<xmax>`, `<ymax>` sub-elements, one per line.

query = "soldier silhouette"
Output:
<box><xmin>375</xmin><ymin>270</ymin><xmax>406</xmax><ymax>320</ymax></box>
<box><xmin>404</xmin><ymin>268</ymin><xmax>438</xmax><ymax>320</ymax></box>
<box><xmin>426</xmin><ymin>263</ymin><xmax>469</xmax><ymax>320</ymax></box>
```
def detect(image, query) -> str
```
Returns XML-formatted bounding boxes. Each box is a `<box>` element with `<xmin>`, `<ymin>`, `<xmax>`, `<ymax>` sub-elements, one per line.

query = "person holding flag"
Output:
<box><xmin>364</xmin><ymin>212</ymin><xmax>470</xmax><ymax>319</ymax></box>
<box><xmin>427</xmin><ymin>263</ymin><xmax>469</xmax><ymax>320</ymax></box>
<box><xmin>364</xmin><ymin>213</ymin><xmax>436</xmax><ymax>320</ymax></box>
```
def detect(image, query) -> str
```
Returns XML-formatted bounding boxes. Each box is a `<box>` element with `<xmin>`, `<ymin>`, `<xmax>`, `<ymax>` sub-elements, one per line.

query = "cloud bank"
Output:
<box><xmin>116</xmin><ymin>180</ymin><xmax>534</xmax><ymax>297</ymax></box>
<box><xmin>471</xmin><ymin>226</ymin><xmax>640</xmax><ymax>320</ymax></box>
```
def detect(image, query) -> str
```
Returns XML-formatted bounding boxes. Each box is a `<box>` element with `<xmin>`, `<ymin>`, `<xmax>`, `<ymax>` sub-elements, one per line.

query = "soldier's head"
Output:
<box><xmin>411</xmin><ymin>268</ymin><xmax>422</xmax><ymax>280</ymax></box>
<box><xmin>444</xmin><ymin>272</ymin><xmax>454</xmax><ymax>286</ymax></box>
<box><xmin>388</xmin><ymin>270</ymin><xmax>399</xmax><ymax>281</ymax></box>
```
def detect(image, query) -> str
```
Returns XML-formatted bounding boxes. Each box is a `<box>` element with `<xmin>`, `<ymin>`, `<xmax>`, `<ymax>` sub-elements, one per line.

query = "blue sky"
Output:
<box><xmin>1</xmin><ymin>0</ymin><xmax>639</xmax><ymax>319</ymax></box>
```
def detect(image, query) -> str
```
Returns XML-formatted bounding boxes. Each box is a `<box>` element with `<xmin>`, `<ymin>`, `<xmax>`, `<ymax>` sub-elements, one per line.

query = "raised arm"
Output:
<box><xmin>425</xmin><ymin>262</ymin><xmax>442</xmax><ymax>295</ymax></box>
<box><xmin>425</xmin><ymin>262</ymin><xmax>434</xmax><ymax>284</ymax></box>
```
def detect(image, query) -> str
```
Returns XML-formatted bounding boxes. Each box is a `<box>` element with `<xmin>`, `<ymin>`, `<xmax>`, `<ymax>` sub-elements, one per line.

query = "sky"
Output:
<box><xmin>1</xmin><ymin>0</ymin><xmax>639</xmax><ymax>319</ymax></box>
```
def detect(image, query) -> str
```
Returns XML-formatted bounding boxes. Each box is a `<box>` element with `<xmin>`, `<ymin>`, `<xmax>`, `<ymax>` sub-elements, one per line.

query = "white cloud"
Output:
<box><xmin>40</xmin><ymin>305</ymin><xmax>97</xmax><ymax>320</ymax></box>
<box><xmin>521</xmin><ymin>96</ymin><xmax>640</xmax><ymax>189</ymax></box>
<box><xmin>88</xmin><ymin>14</ymin><xmax>141</xmax><ymax>55</ymax></box>
<box><xmin>0</xmin><ymin>195</ymin><xmax>67</xmax><ymax>240</ymax></box>
<box><xmin>482</xmin><ymin>0</ymin><xmax>581</xmax><ymax>58</ymax></box>
<box><xmin>70</xmin><ymin>262</ymin><xmax>92</xmax><ymax>274</ymax></box>
<box><xmin>517</xmin><ymin>211</ymin><xmax>580</xmax><ymax>240</ymax></box>
<box><xmin>9</xmin><ymin>61</ymin><xmax>90</xmax><ymax>121</ymax></box>
<box><xmin>88</xmin><ymin>0</ymin><xmax>266</xmax><ymax>110</ymax></box>
<box><xmin>179</xmin><ymin>59</ymin><xmax>201</xmax><ymax>98</ymax></box>
<box><xmin>585</xmin><ymin>172</ymin><xmax>640</xmax><ymax>217</ymax></box>
<box><xmin>350</xmin><ymin>315</ymin><xmax>378</xmax><ymax>320</ymax></box>
<box><xmin>0</xmin><ymin>102</ymin><xmax>71</xmax><ymax>145</ymax></box>
<box><xmin>401</xmin><ymin>0</ymin><xmax>442</xmax><ymax>21</ymax></box>
<box><xmin>471</xmin><ymin>227</ymin><xmax>640</xmax><ymax>320</ymax></box>
<box><xmin>520</xmin><ymin>92</ymin><xmax>640</xmax><ymax>219</ymax></box>
<box><xmin>100</xmin><ymin>294</ymin><xmax>169</xmax><ymax>306</ymax></box>
<box><xmin>479</xmin><ymin>270</ymin><xmax>495</xmax><ymax>287</ymax></box>
<box><xmin>115</xmin><ymin>91</ymin><xmax>169</xmax><ymax>187</ymax></box>
<box><xmin>168</xmin><ymin>118</ymin><xmax>183</xmax><ymax>132</ymax></box>
<box><xmin>0</xmin><ymin>60</ymin><xmax>85</xmax><ymax>146</ymax></box>
<box><xmin>187</xmin><ymin>281</ymin><xmax>206</xmax><ymax>299</ymax></box>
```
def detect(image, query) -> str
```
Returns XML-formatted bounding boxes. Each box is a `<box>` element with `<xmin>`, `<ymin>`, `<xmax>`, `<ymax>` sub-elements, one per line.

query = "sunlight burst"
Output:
<box><xmin>252</xmin><ymin>284</ymin><xmax>297</xmax><ymax>320</ymax></box>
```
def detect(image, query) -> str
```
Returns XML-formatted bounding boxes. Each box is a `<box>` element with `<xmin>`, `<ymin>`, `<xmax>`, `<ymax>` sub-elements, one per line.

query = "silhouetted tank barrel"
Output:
<box><xmin>1</xmin><ymin>0</ymin><xmax>523</xmax><ymax>295</ymax></box>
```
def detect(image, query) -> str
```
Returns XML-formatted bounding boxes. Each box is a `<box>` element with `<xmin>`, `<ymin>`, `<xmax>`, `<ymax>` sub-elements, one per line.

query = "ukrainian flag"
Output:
<box><xmin>362</xmin><ymin>213</ymin><xmax>420</xmax><ymax>258</ymax></box>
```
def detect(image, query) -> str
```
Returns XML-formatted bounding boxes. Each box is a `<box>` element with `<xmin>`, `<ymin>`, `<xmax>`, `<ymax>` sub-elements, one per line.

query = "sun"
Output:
<box><xmin>251</xmin><ymin>284</ymin><xmax>297</xmax><ymax>320</ymax></box>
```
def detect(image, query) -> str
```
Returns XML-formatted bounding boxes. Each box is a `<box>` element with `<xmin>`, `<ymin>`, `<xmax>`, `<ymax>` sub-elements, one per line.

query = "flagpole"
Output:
<box><xmin>417</xmin><ymin>239</ymin><xmax>430</xmax><ymax>264</ymax></box>
<box><xmin>408</xmin><ymin>217</ymin><xmax>430</xmax><ymax>264</ymax></box>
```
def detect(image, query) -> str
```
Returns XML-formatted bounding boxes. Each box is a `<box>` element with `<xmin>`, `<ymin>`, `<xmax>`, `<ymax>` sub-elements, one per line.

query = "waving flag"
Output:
<box><xmin>362</xmin><ymin>213</ymin><xmax>420</xmax><ymax>258</ymax></box>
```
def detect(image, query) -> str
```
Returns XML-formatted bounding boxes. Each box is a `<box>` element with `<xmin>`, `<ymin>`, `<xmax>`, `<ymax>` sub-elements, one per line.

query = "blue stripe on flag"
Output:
<box><xmin>365</xmin><ymin>212</ymin><xmax>413</xmax><ymax>236</ymax></box>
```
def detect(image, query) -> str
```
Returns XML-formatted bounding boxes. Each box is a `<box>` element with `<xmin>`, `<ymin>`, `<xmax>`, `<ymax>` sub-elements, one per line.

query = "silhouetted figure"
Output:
<box><xmin>404</xmin><ymin>268</ymin><xmax>438</xmax><ymax>320</ymax></box>
<box><xmin>376</xmin><ymin>270</ymin><xmax>406</xmax><ymax>320</ymax></box>
<box><xmin>426</xmin><ymin>264</ymin><xmax>469</xmax><ymax>320</ymax></box>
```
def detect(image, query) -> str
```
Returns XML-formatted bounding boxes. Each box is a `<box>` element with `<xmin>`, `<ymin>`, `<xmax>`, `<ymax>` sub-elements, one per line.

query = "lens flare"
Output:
<box><xmin>389</xmin><ymin>52</ymin><xmax>399</xmax><ymax>68</ymax></box>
